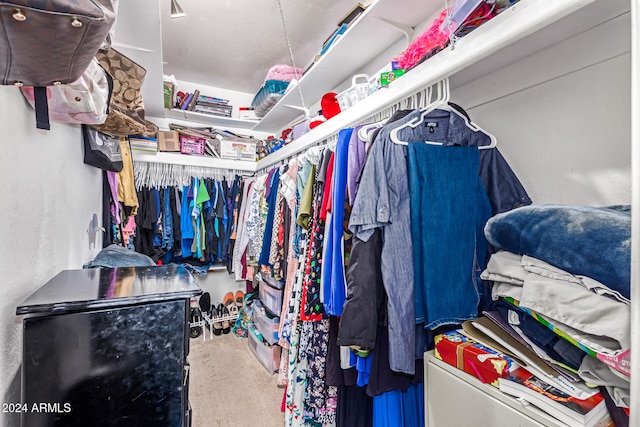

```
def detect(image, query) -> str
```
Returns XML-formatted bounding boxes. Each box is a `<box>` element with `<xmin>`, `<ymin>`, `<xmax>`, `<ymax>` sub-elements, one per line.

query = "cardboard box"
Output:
<box><xmin>219</xmin><ymin>139</ymin><xmax>256</xmax><ymax>161</ymax></box>
<box><xmin>434</xmin><ymin>330</ymin><xmax>518</xmax><ymax>387</ymax></box>
<box><xmin>158</xmin><ymin>131</ymin><xmax>180</xmax><ymax>152</ymax></box>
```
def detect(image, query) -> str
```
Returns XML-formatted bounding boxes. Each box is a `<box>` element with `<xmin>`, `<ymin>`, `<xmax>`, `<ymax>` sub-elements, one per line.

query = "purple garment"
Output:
<box><xmin>106</xmin><ymin>170</ymin><xmax>121</xmax><ymax>225</ymax></box>
<box><xmin>347</xmin><ymin>124</ymin><xmax>367</xmax><ymax>206</ymax></box>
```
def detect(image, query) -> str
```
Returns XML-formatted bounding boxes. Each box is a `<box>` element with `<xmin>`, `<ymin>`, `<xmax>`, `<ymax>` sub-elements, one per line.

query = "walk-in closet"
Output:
<box><xmin>0</xmin><ymin>0</ymin><xmax>638</xmax><ymax>426</ymax></box>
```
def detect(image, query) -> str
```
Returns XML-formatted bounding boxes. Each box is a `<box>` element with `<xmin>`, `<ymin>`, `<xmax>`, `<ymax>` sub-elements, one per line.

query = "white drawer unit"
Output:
<box><xmin>424</xmin><ymin>352</ymin><xmax>612</xmax><ymax>427</ymax></box>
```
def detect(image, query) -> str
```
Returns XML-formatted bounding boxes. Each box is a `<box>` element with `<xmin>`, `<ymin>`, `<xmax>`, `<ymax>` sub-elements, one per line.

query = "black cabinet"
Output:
<box><xmin>16</xmin><ymin>265</ymin><xmax>201</xmax><ymax>427</ymax></box>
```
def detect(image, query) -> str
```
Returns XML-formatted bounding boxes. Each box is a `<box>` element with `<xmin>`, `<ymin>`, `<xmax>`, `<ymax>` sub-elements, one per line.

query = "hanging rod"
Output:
<box><xmin>254</xmin><ymin>77</ymin><xmax>448</xmax><ymax>172</ymax></box>
<box><xmin>133</xmin><ymin>161</ymin><xmax>249</xmax><ymax>190</ymax></box>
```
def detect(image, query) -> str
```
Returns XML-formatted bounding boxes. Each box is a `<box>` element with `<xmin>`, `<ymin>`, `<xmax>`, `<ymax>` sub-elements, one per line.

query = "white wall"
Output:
<box><xmin>193</xmin><ymin>270</ymin><xmax>246</xmax><ymax>308</ymax></box>
<box><xmin>0</xmin><ymin>88</ymin><xmax>103</xmax><ymax>427</ymax></box>
<box><xmin>451</xmin><ymin>12</ymin><xmax>631</xmax><ymax>206</ymax></box>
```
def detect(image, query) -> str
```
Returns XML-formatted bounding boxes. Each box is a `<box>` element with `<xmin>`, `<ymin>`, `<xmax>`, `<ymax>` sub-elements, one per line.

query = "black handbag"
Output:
<box><xmin>0</xmin><ymin>1</ymin><xmax>117</xmax><ymax>129</ymax></box>
<box><xmin>82</xmin><ymin>125</ymin><xmax>123</xmax><ymax>172</ymax></box>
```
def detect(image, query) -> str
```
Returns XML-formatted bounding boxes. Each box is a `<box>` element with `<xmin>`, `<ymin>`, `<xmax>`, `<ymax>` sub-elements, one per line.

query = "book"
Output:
<box><xmin>195</xmin><ymin>103</ymin><xmax>233</xmax><ymax>112</ymax></box>
<box><xmin>187</xmin><ymin>89</ymin><xmax>200</xmax><ymax>111</ymax></box>
<box><xmin>471</xmin><ymin>317</ymin><xmax>597</xmax><ymax>400</ymax></box>
<box><xmin>198</xmin><ymin>95</ymin><xmax>230</xmax><ymax>104</ymax></box>
<box><xmin>163</xmin><ymin>82</ymin><xmax>174</xmax><ymax>109</ymax></box>
<box><xmin>180</xmin><ymin>92</ymin><xmax>194</xmax><ymax>110</ymax></box>
<box><xmin>498</xmin><ymin>368</ymin><xmax>609</xmax><ymax>427</ymax></box>
<box><xmin>337</xmin><ymin>3</ymin><xmax>367</xmax><ymax>27</ymax></box>
<box><xmin>502</xmin><ymin>298</ymin><xmax>631</xmax><ymax>377</ymax></box>
<box><xmin>175</xmin><ymin>91</ymin><xmax>189</xmax><ymax>109</ymax></box>
<box><xmin>482</xmin><ymin>311</ymin><xmax>583</xmax><ymax>384</ymax></box>
<box><xmin>320</xmin><ymin>24</ymin><xmax>348</xmax><ymax>55</ymax></box>
<box><xmin>129</xmin><ymin>136</ymin><xmax>158</xmax><ymax>153</ymax></box>
<box><xmin>194</xmin><ymin>109</ymin><xmax>232</xmax><ymax>118</ymax></box>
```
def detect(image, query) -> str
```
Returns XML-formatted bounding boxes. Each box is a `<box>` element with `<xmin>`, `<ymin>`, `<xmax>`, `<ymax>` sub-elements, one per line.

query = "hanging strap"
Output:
<box><xmin>33</xmin><ymin>86</ymin><xmax>50</xmax><ymax>130</ymax></box>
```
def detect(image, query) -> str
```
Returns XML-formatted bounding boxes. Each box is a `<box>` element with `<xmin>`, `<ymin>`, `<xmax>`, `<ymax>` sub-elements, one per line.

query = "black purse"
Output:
<box><xmin>82</xmin><ymin>125</ymin><xmax>123</xmax><ymax>172</ymax></box>
<box><xmin>0</xmin><ymin>1</ymin><xmax>117</xmax><ymax>130</ymax></box>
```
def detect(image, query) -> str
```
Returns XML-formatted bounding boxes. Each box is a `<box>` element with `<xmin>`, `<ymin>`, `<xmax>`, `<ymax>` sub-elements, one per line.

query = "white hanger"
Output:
<box><xmin>390</xmin><ymin>78</ymin><xmax>450</xmax><ymax>146</ymax></box>
<box><xmin>357</xmin><ymin>122</ymin><xmax>383</xmax><ymax>143</ymax></box>
<box><xmin>390</xmin><ymin>78</ymin><xmax>496</xmax><ymax>150</ymax></box>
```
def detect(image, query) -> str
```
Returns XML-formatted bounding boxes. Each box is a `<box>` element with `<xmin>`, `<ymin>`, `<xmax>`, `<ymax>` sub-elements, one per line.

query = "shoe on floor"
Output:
<box><xmin>235</xmin><ymin>290</ymin><xmax>245</xmax><ymax>307</ymax></box>
<box><xmin>212</xmin><ymin>303</ymin><xmax>223</xmax><ymax>336</ymax></box>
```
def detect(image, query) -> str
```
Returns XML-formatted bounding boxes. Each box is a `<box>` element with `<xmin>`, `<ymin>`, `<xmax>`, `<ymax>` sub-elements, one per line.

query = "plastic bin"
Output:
<box><xmin>179</xmin><ymin>135</ymin><xmax>206</xmax><ymax>155</ymax></box>
<box><xmin>248</xmin><ymin>326</ymin><xmax>281</xmax><ymax>373</ymax></box>
<box><xmin>251</xmin><ymin>80</ymin><xmax>290</xmax><ymax>118</ymax></box>
<box><xmin>252</xmin><ymin>300</ymin><xmax>280</xmax><ymax>345</ymax></box>
<box><xmin>336</xmin><ymin>74</ymin><xmax>370</xmax><ymax>112</ymax></box>
<box><xmin>258</xmin><ymin>280</ymin><xmax>283</xmax><ymax>316</ymax></box>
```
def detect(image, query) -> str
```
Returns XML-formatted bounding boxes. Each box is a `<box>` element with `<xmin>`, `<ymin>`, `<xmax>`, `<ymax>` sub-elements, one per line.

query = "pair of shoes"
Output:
<box><xmin>189</xmin><ymin>307</ymin><xmax>202</xmax><ymax>339</ymax></box>
<box><xmin>199</xmin><ymin>292</ymin><xmax>212</xmax><ymax>316</ymax></box>
<box><xmin>224</xmin><ymin>291</ymin><xmax>246</xmax><ymax>317</ymax></box>
<box><xmin>221</xmin><ymin>292</ymin><xmax>235</xmax><ymax>334</ymax></box>
<box><xmin>223</xmin><ymin>292</ymin><xmax>236</xmax><ymax>319</ymax></box>
<box><xmin>235</xmin><ymin>290</ymin><xmax>245</xmax><ymax>307</ymax></box>
<box><xmin>212</xmin><ymin>303</ymin><xmax>224</xmax><ymax>336</ymax></box>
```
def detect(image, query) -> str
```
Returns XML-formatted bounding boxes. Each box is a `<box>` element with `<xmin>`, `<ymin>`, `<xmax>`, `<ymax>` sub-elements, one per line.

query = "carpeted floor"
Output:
<box><xmin>188</xmin><ymin>331</ymin><xmax>285</xmax><ymax>427</ymax></box>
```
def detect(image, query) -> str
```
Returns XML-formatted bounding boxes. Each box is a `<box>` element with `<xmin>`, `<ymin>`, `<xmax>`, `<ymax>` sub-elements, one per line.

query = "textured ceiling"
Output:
<box><xmin>160</xmin><ymin>0</ymin><xmax>347</xmax><ymax>95</ymax></box>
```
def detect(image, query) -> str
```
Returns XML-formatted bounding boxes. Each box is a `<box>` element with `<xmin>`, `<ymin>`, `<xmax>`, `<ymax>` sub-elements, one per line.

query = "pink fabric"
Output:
<box><xmin>264</xmin><ymin>64</ymin><xmax>304</xmax><ymax>83</ymax></box>
<box><xmin>121</xmin><ymin>216</ymin><xmax>136</xmax><ymax>246</ymax></box>
<box><xmin>393</xmin><ymin>8</ymin><xmax>451</xmax><ymax>70</ymax></box>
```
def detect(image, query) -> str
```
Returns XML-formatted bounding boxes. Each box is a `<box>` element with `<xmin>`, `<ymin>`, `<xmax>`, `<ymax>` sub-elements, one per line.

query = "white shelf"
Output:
<box><xmin>251</xmin><ymin>0</ymin><xmax>444</xmax><ymax>133</ymax></box>
<box><xmin>255</xmin><ymin>0</ymin><xmax>628</xmax><ymax>171</ymax></box>
<box><xmin>132</xmin><ymin>151</ymin><xmax>257</xmax><ymax>172</ymax></box>
<box><xmin>166</xmin><ymin>108</ymin><xmax>259</xmax><ymax>130</ymax></box>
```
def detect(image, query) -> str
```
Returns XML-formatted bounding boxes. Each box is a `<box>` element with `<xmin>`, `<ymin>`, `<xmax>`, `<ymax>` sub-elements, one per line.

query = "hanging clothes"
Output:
<box><xmin>407</xmin><ymin>143</ymin><xmax>491</xmax><ymax>328</ymax></box>
<box><xmin>322</xmin><ymin>128</ymin><xmax>353</xmax><ymax>316</ymax></box>
<box><xmin>349</xmin><ymin>114</ymin><xmax>418</xmax><ymax>376</ymax></box>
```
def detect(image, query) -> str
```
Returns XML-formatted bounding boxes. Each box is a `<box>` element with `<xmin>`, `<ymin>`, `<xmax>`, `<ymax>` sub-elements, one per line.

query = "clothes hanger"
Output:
<box><xmin>390</xmin><ymin>78</ymin><xmax>496</xmax><ymax>150</ymax></box>
<box><xmin>389</xmin><ymin>78</ymin><xmax>450</xmax><ymax>146</ymax></box>
<box><xmin>357</xmin><ymin>122</ymin><xmax>383</xmax><ymax>143</ymax></box>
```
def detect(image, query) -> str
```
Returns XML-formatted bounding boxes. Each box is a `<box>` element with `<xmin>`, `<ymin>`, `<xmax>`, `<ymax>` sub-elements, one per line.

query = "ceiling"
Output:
<box><xmin>160</xmin><ymin>0</ymin><xmax>348</xmax><ymax>96</ymax></box>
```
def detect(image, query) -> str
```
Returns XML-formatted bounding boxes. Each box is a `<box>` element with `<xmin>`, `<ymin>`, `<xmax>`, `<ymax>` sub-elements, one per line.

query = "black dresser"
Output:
<box><xmin>16</xmin><ymin>265</ymin><xmax>201</xmax><ymax>427</ymax></box>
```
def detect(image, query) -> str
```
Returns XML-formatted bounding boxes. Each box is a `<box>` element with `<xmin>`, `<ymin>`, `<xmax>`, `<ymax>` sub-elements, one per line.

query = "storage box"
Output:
<box><xmin>434</xmin><ymin>330</ymin><xmax>518</xmax><ymax>387</ymax></box>
<box><xmin>219</xmin><ymin>139</ymin><xmax>256</xmax><ymax>161</ymax></box>
<box><xmin>179</xmin><ymin>135</ymin><xmax>206</xmax><ymax>155</ymax></box>
<box><xmin>158</xmin><ymin>131</ymin><xmax>180</xmax><ymax>152</ymax></box>
<box><xmin>258</xmin><ymin>281</ymin><xmax>283</xmax><ymax>316</ymax></box>
<box><xmin>252</xmin><ymin>300</ymin><xmax>280</xmax><ymax>345</ymax></box>
<box><xmin>380</xmin><ymin>69</ymin><xmax>405</xmax><ymax>87</ymax></box>
<box><xmin>248</xmin><ymin>326</ymin><xmax>281</xmax><ymax>373</ymax></box>
<box><xmin>238</xmin><ymin>107</ymin><xmax>257</xmax><ymax>120</ymax></box>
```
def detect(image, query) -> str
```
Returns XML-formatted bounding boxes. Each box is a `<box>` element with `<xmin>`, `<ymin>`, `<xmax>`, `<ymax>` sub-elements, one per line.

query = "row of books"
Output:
<box><xmin>175</xmin><ymin>90</ymin><xmax>233</xmax><ymax>118</ymax></box>
<box><xmin>434</xmin><ymin>307</ymin><xmax>614</xmax><ymax>427</ymax></box>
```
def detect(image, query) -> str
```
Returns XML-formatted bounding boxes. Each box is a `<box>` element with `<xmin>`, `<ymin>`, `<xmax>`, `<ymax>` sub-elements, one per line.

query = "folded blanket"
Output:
<box><xmin>484</xmin><ymin>205</ymin><xmax>631</xmax><ymax>300</ymax></box>
<box><xmin>264</xmin><ymin>64</ymin><xmax>304</xmax><ymax>83</ymax></box>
